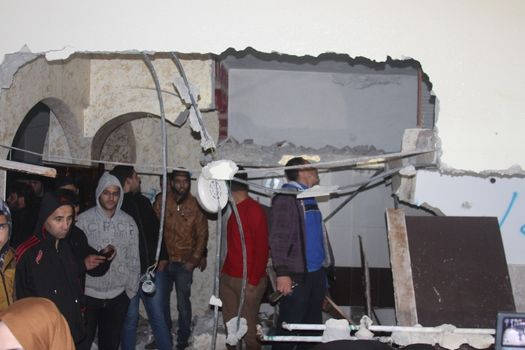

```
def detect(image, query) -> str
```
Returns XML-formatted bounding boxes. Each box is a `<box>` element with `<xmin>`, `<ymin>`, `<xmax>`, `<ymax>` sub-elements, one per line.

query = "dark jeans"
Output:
<box><xmin>77</xmin><ymin>292</ymin><xmax>130</xmax><ymax>350</ymax></box>
<box><xmin>273</xmin><ymin>268</ymin><xmax>327</xmax><ymax>350</ymax></box>
<box><xmin>165</xmin><ymin>261</ymin><xmax>194</xmax><ymax>346</ymax></box>
<box><xmin>121</xmin><ymin>271</ymin><xmax>172</xmax><ymax>350</ymax></box>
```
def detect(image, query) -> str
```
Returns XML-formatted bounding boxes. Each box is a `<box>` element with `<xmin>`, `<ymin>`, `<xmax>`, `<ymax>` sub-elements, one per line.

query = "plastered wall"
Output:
<box><xmin>0</xmin><ymin>52</ymin><xmax>218</xmax><ymax>317</ymax></box>
<box><xmin>2</xmin><ymin>0</ymin><xmax>525</xmax><ymax>172</ymax></box>
<box><xmin>2</xmin><ymin>0</ymin><xmax>525</xmax><ymax>318</ymax></box>
<box><xmin>85</xmin><ymin>57</ymin><xmax>214</xmax><ymax>138</ymax></box>
<box><xmin>0</xmin><ymin>56</ymin><xmax>90</xmax><ymax>162</ymax></box>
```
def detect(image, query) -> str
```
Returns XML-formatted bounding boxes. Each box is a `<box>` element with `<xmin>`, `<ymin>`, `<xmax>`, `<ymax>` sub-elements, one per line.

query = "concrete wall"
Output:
<box><xmin>0</xmin><ymin>56</ymin><xmax>90</xmax><ymax>162</ymax></box>
<box><xmin>0</xmin><ymin>53</ymin><xmax>218</xmax><ymax>317</ymax></box>
<box><xmin>2</xmin><ymin>0</ymin><xmax>525</xmax><ymax>173</ymax></box>
<box><xmin>2</xmin><ymin>0</ymin><xmax>525</xmax><ymax>317</ymax></box>
<box><xmin>227</xmin><ymin>68</ymin><xmax>418</xmax><ymax>151</ymax></box>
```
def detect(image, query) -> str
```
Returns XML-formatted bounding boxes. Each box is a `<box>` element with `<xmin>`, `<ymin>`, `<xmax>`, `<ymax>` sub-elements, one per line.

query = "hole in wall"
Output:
<box><xmin>216</xmin><ymin>48</ymin><xmax>436</xmax><ymax>156</ymax></box>
<box><xmin>0</xmin><ymin>49</ymin><xmax>438</xmax><ymax>315</ymax></box>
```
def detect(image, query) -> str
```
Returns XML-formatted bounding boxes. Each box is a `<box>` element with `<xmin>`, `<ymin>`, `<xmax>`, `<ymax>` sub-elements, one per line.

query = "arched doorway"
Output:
<box><xmin>9</xmin><ymin>102</ymin><xmax>50</xmax><ymax>164</ymax></box>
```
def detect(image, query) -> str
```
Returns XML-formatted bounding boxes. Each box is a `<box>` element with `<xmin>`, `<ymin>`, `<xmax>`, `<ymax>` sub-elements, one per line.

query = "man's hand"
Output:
<box><xmin>156</xmin><ymin>260</ymin><xmax>168</xmax><ymax>272</ymax></box>
<box><xmin>84</xmin><ymin>254</ymin><xmax>106</xmax><ymax>270</ymax></box>
<box><xmin>198</xmin><ymin>257</ymin><xmax>207</xmax><ymax>272</ymax></box>
<box><xmin>184</xmin><ymin>261</ymin><xmax>195</xmax><ymax>271</ymax></box>
<box><xmin>104</xmin><ymin>244</ymin><xmax>117</xmax><ymax>261</ymax></box>
<box><xmin>276</xmin><ymin>276</ymin><xmax>293</xmax><ymax>296</ymax></box>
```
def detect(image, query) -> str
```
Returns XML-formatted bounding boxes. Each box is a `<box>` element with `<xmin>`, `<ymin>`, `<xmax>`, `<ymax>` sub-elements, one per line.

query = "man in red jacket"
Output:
<box><xmin>220</xmin><ymin>168</ymin><xmax>269</xmax><ymax>350</ymax></box>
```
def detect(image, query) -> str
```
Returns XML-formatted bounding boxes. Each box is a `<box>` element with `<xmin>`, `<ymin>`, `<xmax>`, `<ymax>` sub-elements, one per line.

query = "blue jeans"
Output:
<box><xmin>121</xmin><ymin>271</ymin><xmax>173</xmax><ymax>350</ymax></box>
<box><xmin>165</xmin><ymin>262</ymin><xmax>194</xmax><ymax>346</ymax></box>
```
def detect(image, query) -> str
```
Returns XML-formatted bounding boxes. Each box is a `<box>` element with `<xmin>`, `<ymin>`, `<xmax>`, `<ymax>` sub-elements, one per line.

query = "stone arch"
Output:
<box><xmin>7</xmin><ymin>97</ymin><xmax>84</xmax><ymax>164</ymax></box>
<box><xmin>41</xmin><ymin>97</ymin><xmax>86</xmax><ymax>161</ymax></box>
<box><xmin>91</xmin><ymin>112</ymin><xmax>161</xmax><ymax>164</ymax></box>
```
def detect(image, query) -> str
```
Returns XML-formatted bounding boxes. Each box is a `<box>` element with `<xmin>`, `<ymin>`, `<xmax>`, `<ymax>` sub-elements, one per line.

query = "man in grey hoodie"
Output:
<box><xmin>76</xmin><ymin>172</ymin><xmax>140</xmax><ymax>350</ymax></box>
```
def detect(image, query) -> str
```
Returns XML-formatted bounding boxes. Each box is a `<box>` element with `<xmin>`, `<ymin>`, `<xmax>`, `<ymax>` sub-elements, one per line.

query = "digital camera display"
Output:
<box><xmin>496</xmin><ymin>313</ymin><xmax>525</xmax><ymax>350</ymax></box>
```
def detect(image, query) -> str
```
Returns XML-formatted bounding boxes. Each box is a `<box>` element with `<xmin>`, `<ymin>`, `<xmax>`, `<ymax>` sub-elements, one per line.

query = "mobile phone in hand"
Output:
<box><xmin>99</xmin><ymin>246</ymin><xmax>115</xmax><ymax>259</ymax></box>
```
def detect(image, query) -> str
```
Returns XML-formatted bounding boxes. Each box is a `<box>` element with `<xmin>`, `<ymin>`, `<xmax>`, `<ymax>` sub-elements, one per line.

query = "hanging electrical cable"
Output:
<box><xmin>141</xmin><ymin>52</ymin><xmax>169</xmax><ymax>286</ymax></box>
<box><xmin>211</xmin><ymin>188</ymin><xmax>222</xmax><ymax>350</ymax></box>
<box><xmin>228</xmin><ymin>190</ymin><xmax>248</xmax><ymax>350</ymax></box>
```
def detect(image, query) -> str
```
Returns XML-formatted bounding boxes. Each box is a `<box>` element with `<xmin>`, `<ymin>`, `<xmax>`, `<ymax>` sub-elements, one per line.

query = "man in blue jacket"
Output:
<box><xmin>269</xmin><ymin>157</ymin><xmax>334</xmax><ymax>350</ymax></box>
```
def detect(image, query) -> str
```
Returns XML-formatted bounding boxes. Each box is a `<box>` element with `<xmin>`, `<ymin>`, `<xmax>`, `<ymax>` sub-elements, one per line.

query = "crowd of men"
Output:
<box><xmin>0</xmin><ymin>156</ymin><xmax>334</xmax><ymax>350</ymax></box>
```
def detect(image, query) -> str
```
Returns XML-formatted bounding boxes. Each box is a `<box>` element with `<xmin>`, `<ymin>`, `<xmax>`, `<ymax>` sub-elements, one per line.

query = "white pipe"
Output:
<box><xmin>281</xmin><ymin>322</ymin><xmax>495</xmax><ymax>335</ymax></box>
<box><xmin>261</xmin><ymin>335</ymin><xmax>323</xmax><ymax>343</ymax></box>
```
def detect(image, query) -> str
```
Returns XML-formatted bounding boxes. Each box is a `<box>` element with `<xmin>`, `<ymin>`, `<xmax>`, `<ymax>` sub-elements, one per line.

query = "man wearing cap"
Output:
<box><xmin>153</xmin><ymin>169</ymin><xmax>209</xmax><ymax>350</ymax></box>
<box><xmin>269</xmin><ymin>157</ymin><xmax>335</xmax><ymax>350</ymax></box>
<box><xmin>15</xmin><ymin>190</ymin><xmax>87</xmax><ymax>345</ymax></box>
<box><xmin>76</xmin><ymin>172</ymin><xmax>140</xmax><ymax>350</ymax></box>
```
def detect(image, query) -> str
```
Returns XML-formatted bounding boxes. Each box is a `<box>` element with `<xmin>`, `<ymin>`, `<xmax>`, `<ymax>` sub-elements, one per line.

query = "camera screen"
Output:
<box><xmin>501</xmin><ymin>317</ymin><xmax>525</xmax><ymax>348</ymax></box>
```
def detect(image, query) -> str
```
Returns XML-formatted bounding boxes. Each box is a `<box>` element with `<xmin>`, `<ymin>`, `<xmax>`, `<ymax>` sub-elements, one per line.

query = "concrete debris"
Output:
<box><xmin>391</xmin><ymin>324</ymin><xmax>494</xmax><ymax>349</ymax></box>
<box><xmin>355</xmin><ymin>316</ymin><xmax>375</xmax><ymax>340</ymax></box>
<box><xmin>202</xmin><ymin>160</ymin><xmax>238</xmax><ymax>180</ymax></box>
<box><xmin>192</xmin><ymin>333</ymin><xmax>227</xmax><ymax>350</ymax></box>
<box><xmin>225</xmin><ymin>317</ymin><xmax>248</xmax><ymax>346</ymax></box>
<box><xmin>321</xmin><ymin>318</ymin><xmax>351</xmax><ymax>342</ymax></box>
<box><xmin>216</xmin><ymin>137</ymin><xmax>385</xmax><ymax>167</ymax></box>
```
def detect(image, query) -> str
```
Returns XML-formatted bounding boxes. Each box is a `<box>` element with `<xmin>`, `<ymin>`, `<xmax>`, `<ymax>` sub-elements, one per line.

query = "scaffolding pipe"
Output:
<box><xmin>281</xmin><ymin>322</ymin><xmax>495</xmax><ymax>335</ymax></box>
<box><xmin>261</xmin><ymin>335</ymin><xmax>323</xmax><ymax>343</ymax></box>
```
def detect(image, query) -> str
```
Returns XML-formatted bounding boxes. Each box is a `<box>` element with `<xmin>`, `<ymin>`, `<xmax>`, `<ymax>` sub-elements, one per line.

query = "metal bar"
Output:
<box><xmin>281</xmin><ymin>323</ymin><xmax>495</xmax><ymax>335</ymax></box>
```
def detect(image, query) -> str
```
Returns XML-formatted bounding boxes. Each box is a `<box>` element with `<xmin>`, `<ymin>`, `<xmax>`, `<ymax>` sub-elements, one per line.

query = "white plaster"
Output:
<box><xmin>415</xmin><ymin>170</ymin><xmax>525</xmax><ymax>265</ymax></box>
<box><xmin>2</xmin><ymin>0</ymin><xmax>525</xmax><ymax>172</ymax></box>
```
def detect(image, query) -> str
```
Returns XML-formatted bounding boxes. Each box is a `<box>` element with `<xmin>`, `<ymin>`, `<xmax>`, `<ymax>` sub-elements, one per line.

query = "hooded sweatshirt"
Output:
<box><xmin>76</xmin><ymin>172</ymin><xmax>140</xmax><ymax>300</ymax></box>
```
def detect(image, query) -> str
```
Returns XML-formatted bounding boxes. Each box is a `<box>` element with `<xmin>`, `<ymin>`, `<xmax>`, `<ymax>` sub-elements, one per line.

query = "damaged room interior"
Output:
<box><xmin>1</xmin><ymin>2</ymin><xmax>524</xmax><ymax>350</ymax></box>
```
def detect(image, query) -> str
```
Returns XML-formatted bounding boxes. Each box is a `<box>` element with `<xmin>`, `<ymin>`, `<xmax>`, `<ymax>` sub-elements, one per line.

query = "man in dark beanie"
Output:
<box><xmin>15</xmin><ymin>190</ymin><xmax>87</xmax><ymax>345</ymax></box>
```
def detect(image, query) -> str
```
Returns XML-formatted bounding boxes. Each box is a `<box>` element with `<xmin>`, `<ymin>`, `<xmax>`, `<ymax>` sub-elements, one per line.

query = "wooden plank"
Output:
<box><xmin>406</xmin><ymin>216</ymin><xmax>515</xmax><ymax>328</ymax></box>
<box><xmin>359</xmin><ymin>235</ymin><xmax>372</xmax><ymax>318</ymax></box>
<box><xmin>324</xmin><ymin>295</ymin><xmax>353</xmax><ymax>324</ymax></box>
<box><xmin>386</xmin><ymin>208</ymin><xmax>418</xmax><ymax>326</ymax></box>
<box><xmin>0</xmin><ymin>159</ymin><xmax>56</xmax><ymax>178</ymax></box>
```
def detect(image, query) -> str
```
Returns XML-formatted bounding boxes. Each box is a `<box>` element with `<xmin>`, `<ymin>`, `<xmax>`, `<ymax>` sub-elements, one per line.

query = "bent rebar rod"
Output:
<box><xmin>169</xmin><ymin>52</ymin><xmax>214</xmax><ymax>149</ymax></box>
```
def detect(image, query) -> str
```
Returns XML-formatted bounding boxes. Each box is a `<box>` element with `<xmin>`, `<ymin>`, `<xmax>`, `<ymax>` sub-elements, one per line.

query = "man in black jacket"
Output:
<box><xmin>15</xmin><ymin>190</ymin><xmax>87</xmax><ymax>345</ymax></box>
<box><xmin>110</xmin><ymin>166</ymin><xmax>172</xmax><ymax>350</ymax></box>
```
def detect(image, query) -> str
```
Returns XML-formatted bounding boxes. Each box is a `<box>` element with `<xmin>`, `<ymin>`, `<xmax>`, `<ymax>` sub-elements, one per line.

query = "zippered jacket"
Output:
<box><xmin>269</xmin><ymin>190</ymin><xmax>334</xmax><ymax>277</ymax></box>
<box><xmin>0</xmin><ymin>248</ymin><xmax>16</xmax><ymax>311</ymax></box>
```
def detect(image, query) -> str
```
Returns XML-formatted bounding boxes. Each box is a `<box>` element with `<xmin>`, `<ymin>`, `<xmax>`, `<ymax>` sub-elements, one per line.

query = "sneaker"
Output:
<box><xmin>144</xmin><ymin>340</ymin><xmax>158</xmax><ymax>350</ymax></box>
